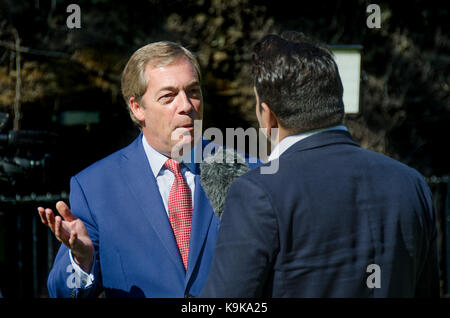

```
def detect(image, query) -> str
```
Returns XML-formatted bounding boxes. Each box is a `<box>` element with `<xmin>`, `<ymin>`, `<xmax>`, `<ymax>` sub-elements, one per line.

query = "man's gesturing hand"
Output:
<box><xmin>38</xmin><ymin>201</ymin><xmax>94</xmax><ymax>273</ymax></box>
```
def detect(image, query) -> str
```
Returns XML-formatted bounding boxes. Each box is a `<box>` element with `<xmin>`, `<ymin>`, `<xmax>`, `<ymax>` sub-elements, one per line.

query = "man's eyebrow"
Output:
<box><xmin>184</xmin><ymin>81</ymin><xmax>201</xmax><ymax>89</ymax></box>
<box><xmin>157</xmin><ymin>81</ymin><xmax>200</xmax><ymax>94</ymax></box>
<box><xmin>157</xmin><ymin>86</ymin><xmax>177</xmax><ymax>94</ymax></box>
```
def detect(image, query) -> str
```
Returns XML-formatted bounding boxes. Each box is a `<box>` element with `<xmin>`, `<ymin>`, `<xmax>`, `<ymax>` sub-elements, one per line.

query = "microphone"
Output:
<box><xmin>200</xmin><ymin>147</ymin><xmax>250</xmax><ymax>219</ymax></box>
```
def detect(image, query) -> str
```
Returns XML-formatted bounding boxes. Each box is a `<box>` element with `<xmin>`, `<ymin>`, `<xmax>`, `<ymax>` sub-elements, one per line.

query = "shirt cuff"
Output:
<box><xmin>69</xmin><ymin>250</ymin><xmax>95</xmax><ymax>289</ymax></box>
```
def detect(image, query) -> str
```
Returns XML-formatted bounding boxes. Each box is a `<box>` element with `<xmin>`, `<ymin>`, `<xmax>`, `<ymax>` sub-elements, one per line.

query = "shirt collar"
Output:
<box><xmin>142</xmin><ymin>135</ymin><xmax>199</xmax><ymax>176</ymax></box>
<box><xmin>268</xmin><ymin>125</ymin><xmax>348</xmax><ymax>161</ymax></box>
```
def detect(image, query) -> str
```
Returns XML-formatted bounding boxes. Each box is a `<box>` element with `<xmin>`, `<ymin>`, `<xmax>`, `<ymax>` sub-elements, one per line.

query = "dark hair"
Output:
<box><xmin>252</xmin><ymin>31</ymin><xmax>344</xmax><ymax>133</ymax></box>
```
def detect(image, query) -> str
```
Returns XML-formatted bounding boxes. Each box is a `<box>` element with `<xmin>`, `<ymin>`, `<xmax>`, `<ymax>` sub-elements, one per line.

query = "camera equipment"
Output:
<box><xmin>0</xmin><ymin>112</ymin><xmax>58</xmax><ymax>194</ymax></box>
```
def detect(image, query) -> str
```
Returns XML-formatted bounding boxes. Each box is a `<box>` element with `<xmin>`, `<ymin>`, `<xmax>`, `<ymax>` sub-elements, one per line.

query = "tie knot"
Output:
<box><xmin>164</xmin><ymin>159</ymin><xmax>182</xmax><ymax>176</ymax></box>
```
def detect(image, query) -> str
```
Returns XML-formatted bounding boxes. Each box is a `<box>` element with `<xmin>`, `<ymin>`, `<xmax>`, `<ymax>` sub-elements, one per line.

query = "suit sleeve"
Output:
<box><xmin>201</xmin><ymin>175</ymin><xmax>279</xmax><ymax>297</ymax></box>
<box><xmin>47</xmin><ymin>176</ymin><xmax>103</xmax><ymax>298</ymax></box>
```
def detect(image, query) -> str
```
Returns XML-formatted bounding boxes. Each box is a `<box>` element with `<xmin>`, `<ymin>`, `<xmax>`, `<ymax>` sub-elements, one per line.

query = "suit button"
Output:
<box><xmin>184</xmin><ymin>293</ymin><xmax>195</xmax><ymax>298</ymax></box>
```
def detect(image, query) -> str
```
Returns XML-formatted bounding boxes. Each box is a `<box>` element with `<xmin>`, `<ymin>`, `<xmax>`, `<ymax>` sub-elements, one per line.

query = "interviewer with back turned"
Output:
<box><xmin>201</xmin><ymin>32</ymin><xmax>439</xmax><ymax>297</ymax></box>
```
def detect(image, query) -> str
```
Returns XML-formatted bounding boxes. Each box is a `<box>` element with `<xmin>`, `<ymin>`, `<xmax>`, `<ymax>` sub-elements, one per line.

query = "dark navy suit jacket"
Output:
<box><xmin>47</xmin><ymin>134</ymin><xmax>226</xmax><ymax>297</ymax></box>
<box><xmin>201</xmin><ymin>130</ymin><xmax>439</xmax><ymax>297</ymax></box>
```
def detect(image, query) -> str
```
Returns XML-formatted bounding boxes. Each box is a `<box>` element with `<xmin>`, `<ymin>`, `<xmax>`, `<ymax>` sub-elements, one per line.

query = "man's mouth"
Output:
<box><xmin>179</xmin><ymin>123</ymin><xmax>194</xmax><ymax>130</ymax></box>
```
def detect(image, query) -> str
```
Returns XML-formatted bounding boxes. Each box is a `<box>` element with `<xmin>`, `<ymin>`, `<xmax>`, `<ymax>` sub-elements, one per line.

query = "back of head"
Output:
<box><xmin>252</xmin><ymin>31</ymin><xmax>344</xmax><ymax>134</ymax></box>
<box><xmin>121</xmin><ymin>41</ymin><xmax>201</xmax><ymax>127</ymax></box>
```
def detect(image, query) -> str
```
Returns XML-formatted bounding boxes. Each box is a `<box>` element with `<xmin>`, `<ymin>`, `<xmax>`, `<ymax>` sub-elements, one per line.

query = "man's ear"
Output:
<box><xmin>260</xmin><ymin>102</ymin><xmax>278</xmax><ymax>133</ymax></box>
<box><xmin>129</xmin><ymin>97</ymin><xmax>145</xmax><ymax>122</ymax></box>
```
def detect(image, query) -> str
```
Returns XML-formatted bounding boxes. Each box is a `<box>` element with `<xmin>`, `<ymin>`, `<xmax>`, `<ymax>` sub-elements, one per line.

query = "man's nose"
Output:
<box><xmin>177</xmin><ymin>90</ymin><xmax>194</xmax><ymax>114</ymax></box>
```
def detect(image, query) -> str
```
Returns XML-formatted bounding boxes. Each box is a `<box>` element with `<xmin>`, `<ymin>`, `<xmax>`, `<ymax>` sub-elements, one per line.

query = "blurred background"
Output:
<box><xmin>0</xmin><ymin>0</ymin><xmax>448</xmax><ymax>297</ymax></box>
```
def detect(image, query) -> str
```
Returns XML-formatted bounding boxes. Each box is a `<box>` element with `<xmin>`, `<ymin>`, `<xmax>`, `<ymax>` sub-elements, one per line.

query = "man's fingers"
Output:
<box><xmin>37</xmin><ymin>207</ymin><xmax>48</xmax><ymax>225</ymax></box>
<box><xmin>55</xmin><ymin>201</ymin><xmax>77</xmax><ymax>222</ymax></box>
<box><xmin>69</xmin><ymin>231</ymin><xmax>77</xmax><ymax>248</ymax></box>
<box><xmin>45</xmin><ymin>208</ymin><xmax>56</xmax><ymax>232</ymax></box>
<box><xmin>54</xmin><ymin>216</ymin><xmax>62</xmax><ymax>242</ymax></box>
<box><xmin>54</xmin><ymin>216</ymin><xmax>70</xmax><ymax>246</ymax></box>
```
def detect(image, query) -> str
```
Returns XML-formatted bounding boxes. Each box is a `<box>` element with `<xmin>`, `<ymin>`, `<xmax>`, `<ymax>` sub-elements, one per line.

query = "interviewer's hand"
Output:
<box><xmin>38</xmin><ymin>201</ymin><xmax>94</xmax><ymax>273</ymax></box>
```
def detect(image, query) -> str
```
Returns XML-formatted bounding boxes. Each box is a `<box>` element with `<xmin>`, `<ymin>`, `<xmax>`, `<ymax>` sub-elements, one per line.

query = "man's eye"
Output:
<box><xmin>189</xmin><ymin>89</ymin><xmax>201</xmax><ymax>98</ymax></box>
<box><xmin>160</xmin><ymin>94</ymin><xmax>175</xmax><ymax>103</ymax></box>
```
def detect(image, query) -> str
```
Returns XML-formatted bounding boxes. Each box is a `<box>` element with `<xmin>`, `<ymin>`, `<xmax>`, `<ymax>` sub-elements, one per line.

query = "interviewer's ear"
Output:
<box><xmin>260</xmin><ymin>102</ymin><xmax>278</xmax><ymax>136</ymax></box>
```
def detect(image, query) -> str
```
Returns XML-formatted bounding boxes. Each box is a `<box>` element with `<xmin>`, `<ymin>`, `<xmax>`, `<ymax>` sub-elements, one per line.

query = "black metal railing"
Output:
<box><xmin>0</xmin><ymin>192</ymin><xmax>67</xmax><ymax>298</ymax></box>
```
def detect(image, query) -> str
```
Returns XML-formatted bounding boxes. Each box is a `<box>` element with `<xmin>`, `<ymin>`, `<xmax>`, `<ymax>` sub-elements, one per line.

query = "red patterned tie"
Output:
<box><xmin>164</xmin><ymin>159</ymin><xmax>192</xmax><ymax>271</ymax></box>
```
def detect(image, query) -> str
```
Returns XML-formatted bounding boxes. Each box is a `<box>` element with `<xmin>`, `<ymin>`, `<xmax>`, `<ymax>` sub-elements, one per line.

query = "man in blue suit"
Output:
<box><xmin>38</xmin><ymin>41</ymin><xmax>221</xmax><ymax>297</ymax></box>
<box><xmin>201</xmin><ymin>32</ymin><xmax>439</xmax><ymax>297</ymax></box>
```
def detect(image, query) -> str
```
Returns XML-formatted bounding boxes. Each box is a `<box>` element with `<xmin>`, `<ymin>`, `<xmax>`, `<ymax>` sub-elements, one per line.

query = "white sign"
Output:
<box><xmin>331</xmin><ymin>47</ymin><xmax>362</xmax><ymax>114</ymax></box>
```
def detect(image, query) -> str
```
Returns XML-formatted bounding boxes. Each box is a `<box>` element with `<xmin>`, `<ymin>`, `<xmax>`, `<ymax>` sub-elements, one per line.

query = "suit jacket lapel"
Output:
<box><xmin>186</xmin><ymin>172</ymin><xmax>215</xmax><ymax>282</ymax></box>
<box><xmin>184</xmin><ymin>140</ymin><xmax>216</xmax><ymax>283</ymax></box>
<box><xmin>118</xmin><ymin>134</ymin><xmax>184</xmax><ymax>272</ymax></box>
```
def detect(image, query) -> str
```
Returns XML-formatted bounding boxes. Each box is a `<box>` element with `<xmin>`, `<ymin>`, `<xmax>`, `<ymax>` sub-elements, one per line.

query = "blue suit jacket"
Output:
<box><xmin>47</xmin><ymin>134</ymin><xmax>256</xmax><ymax>298</ymax></box>
<box><xmin>201</xmin><ymin>130</ymin><xmax>439</xmax><ymax>297</ymax></box>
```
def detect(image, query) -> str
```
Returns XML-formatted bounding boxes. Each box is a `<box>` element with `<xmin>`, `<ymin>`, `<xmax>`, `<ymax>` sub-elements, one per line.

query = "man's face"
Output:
<box><xmin>139</xmin><ymin>56</ymin><xmax>203</xmax><ymax>157</ymax></box>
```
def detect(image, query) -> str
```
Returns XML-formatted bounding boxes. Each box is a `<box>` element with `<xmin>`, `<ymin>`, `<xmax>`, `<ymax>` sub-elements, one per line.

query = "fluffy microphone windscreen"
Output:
<box><xmin>200</xmin><ymin>148</ymin><xmax>250</xmax><ymax>219</ymax></box>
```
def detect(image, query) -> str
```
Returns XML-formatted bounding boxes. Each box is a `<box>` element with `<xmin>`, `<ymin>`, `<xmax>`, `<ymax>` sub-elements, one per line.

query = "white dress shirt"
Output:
<box><xmin>69</xmin><ymin>135</ymin><xmax>197</xmax><ymax>289</ymax></box>
<box><xmin>142</xmin><ymin>135</ymin><xmax>196</xmax><ymax>214</ymax></box>
<box><xmin>267</xmin><ymin>125</ymin><xmax>348</xmax><ymax>161</ymax></box>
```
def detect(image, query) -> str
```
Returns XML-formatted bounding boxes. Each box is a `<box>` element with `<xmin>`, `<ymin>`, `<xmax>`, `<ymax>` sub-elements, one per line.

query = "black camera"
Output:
<box><xmin>0</xmin><ymin>112</ymin><xmax>58</xmax><ymax>194</ymax></box>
